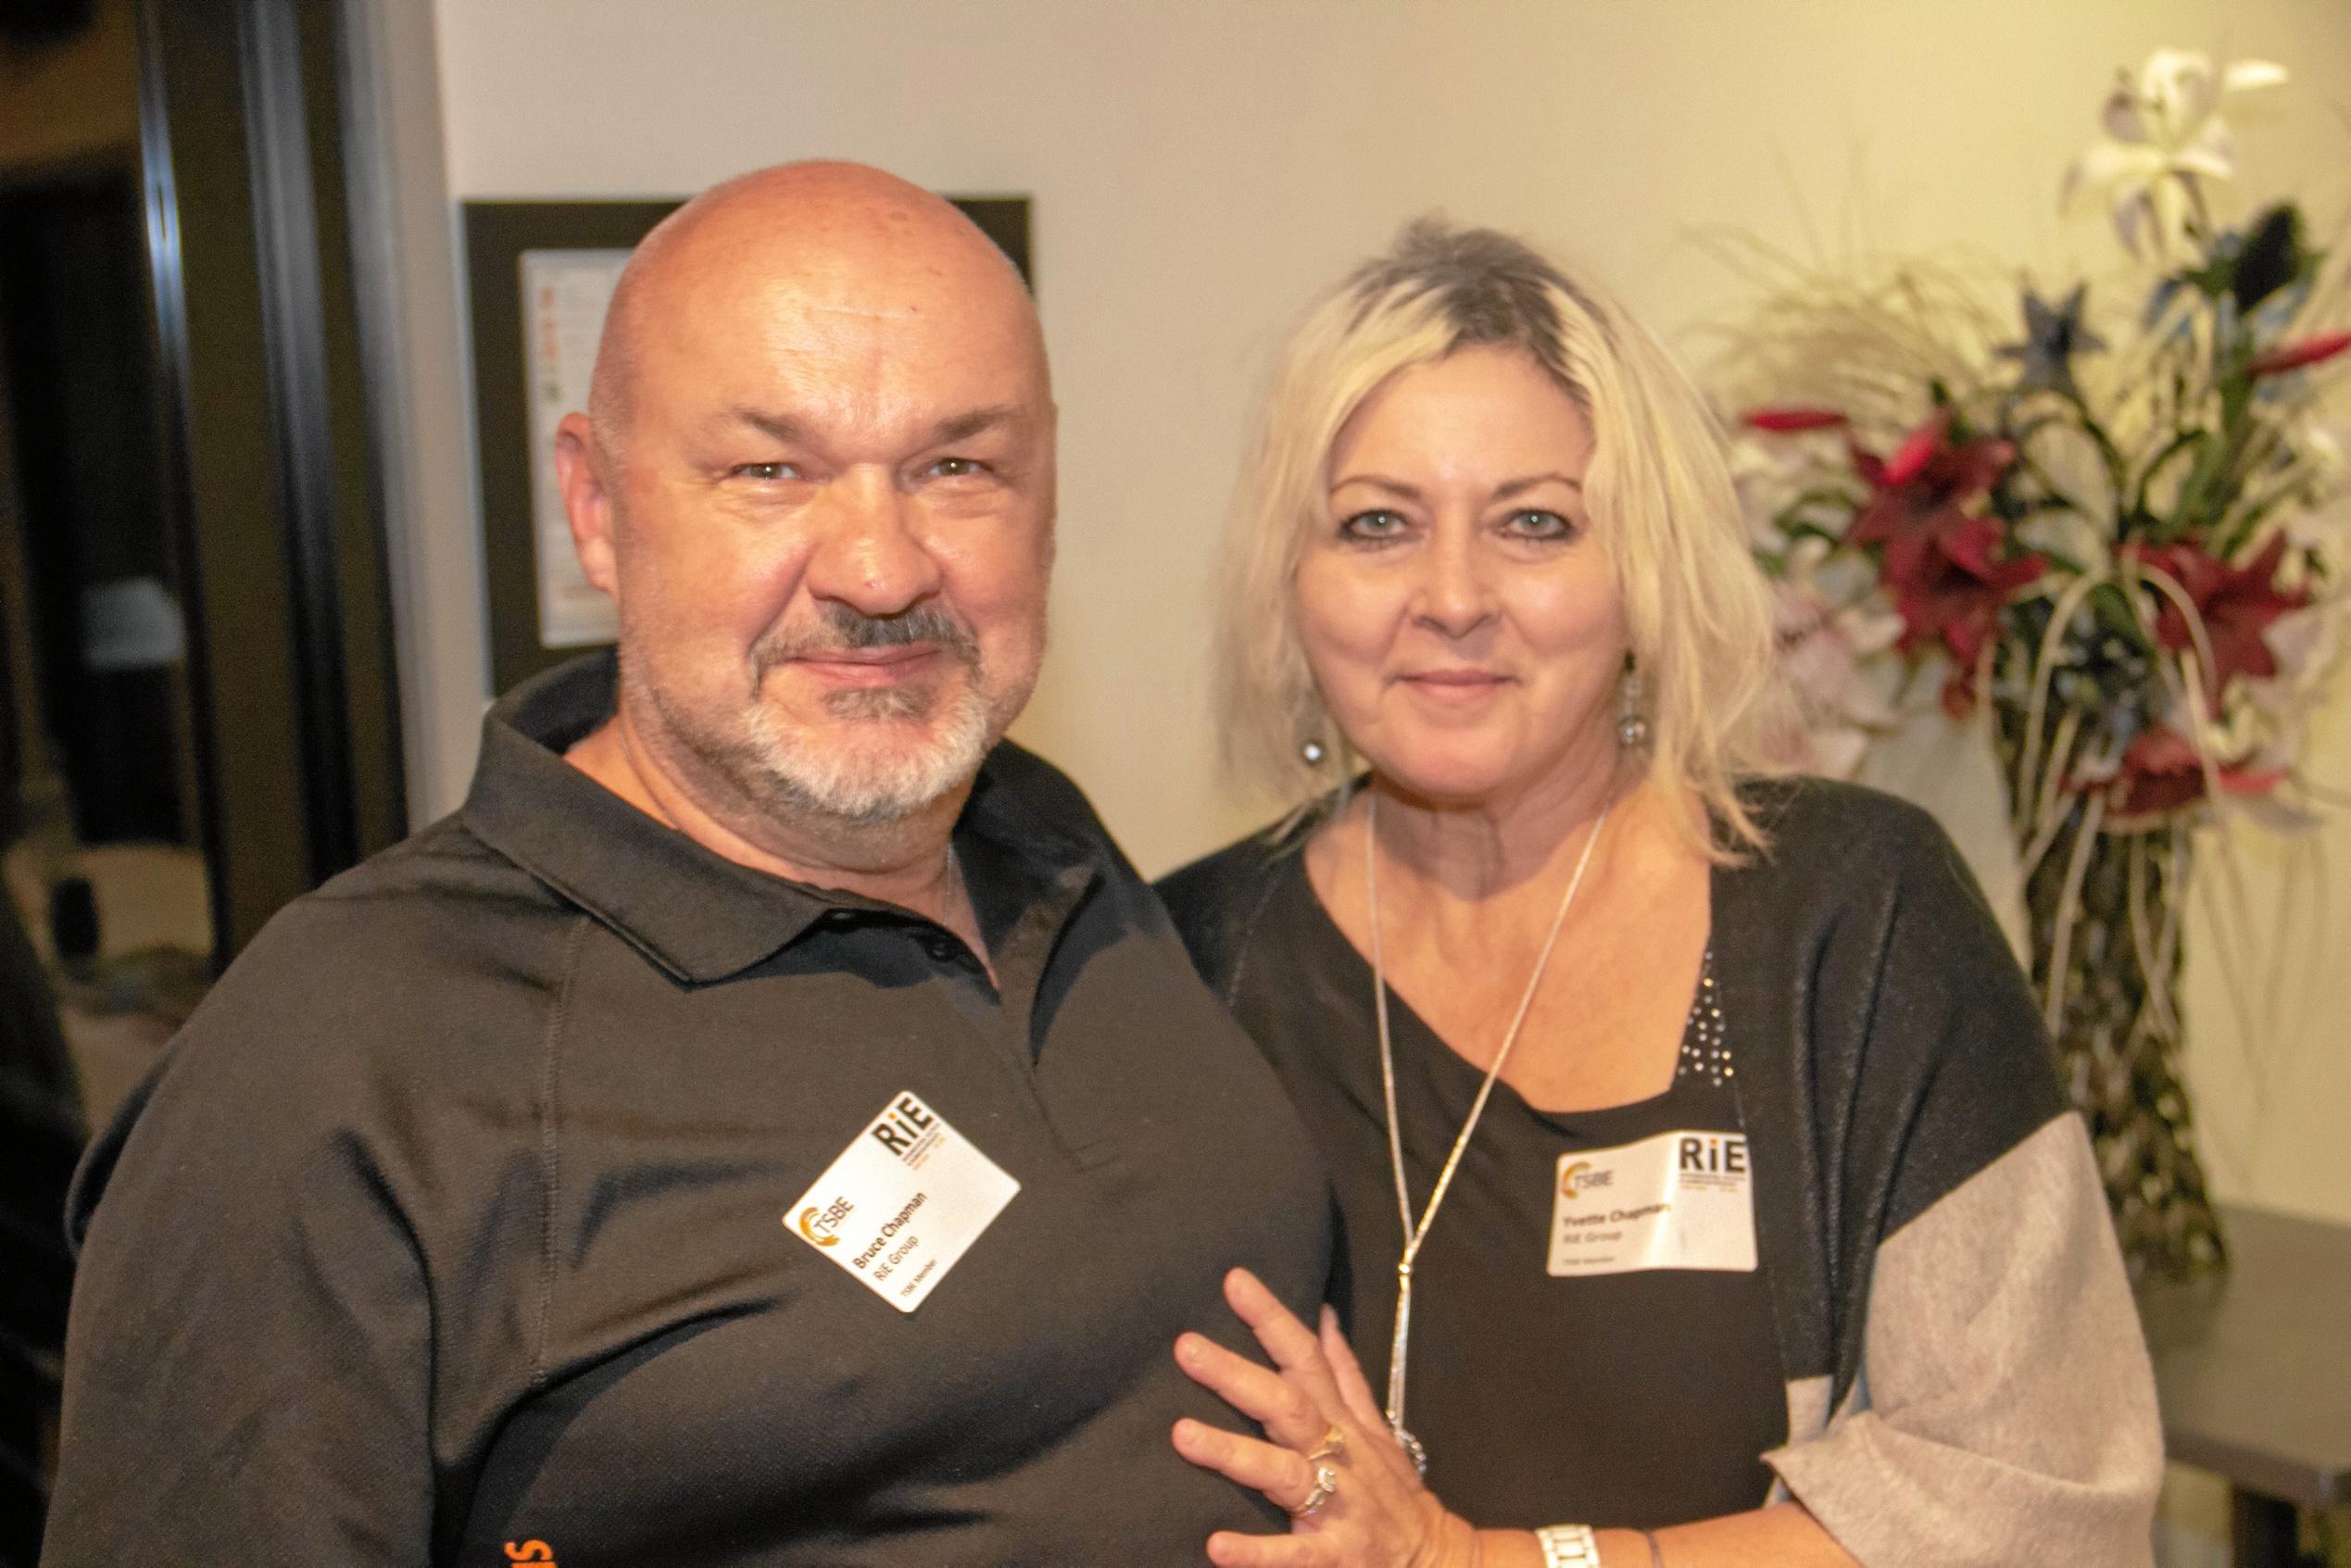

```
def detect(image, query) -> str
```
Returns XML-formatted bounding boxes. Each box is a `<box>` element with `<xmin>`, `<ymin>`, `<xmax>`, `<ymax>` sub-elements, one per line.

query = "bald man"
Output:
<box><xmin>44</xmin><ymin>163</ymin><xmax>1331</xmax><ymax>1566</ymax></box>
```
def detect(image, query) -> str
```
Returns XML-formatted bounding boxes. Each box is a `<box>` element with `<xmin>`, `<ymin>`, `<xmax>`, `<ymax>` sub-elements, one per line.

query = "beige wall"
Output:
<box><xmin>400</xmin><ymin>0</ymin><xmax>2351</xmax><ymax>1223</ymax></box>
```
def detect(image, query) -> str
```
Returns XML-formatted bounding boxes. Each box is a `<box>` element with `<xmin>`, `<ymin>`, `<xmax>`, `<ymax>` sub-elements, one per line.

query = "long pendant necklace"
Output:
<box><xmin>1367</xmin><ymin>791</ymin><xmax>1612</xmax><ymax>1474</ymax></box>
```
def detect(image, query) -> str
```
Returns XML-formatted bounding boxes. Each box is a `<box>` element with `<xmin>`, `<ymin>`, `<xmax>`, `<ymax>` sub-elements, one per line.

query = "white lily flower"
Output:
<box><xmin>2250</xmin><ymin>602</ymin><xmax>2343</xmax><ymax>705</ymax></box>
<box><xmin>1729</xmin><ymin>433</ymin><xmax>1842</xmax><ymax>551</ymax></box>
<box><xmin>1773</xmin><ymin>562</ymin><xmax>1905</xmax><ymax>781</ymax></box>
<box><xmin>2062</xmin><ymin>47</ymin><xmax>2286</xmax><ymax>257</ymax></box>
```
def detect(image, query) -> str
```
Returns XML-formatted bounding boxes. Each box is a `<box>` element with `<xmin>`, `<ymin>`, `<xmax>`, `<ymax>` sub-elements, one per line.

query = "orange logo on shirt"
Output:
<box><xmin>504</xmin><ymin>1543</ymin><xmax>555</xmax><ymax>1565</ymax></box>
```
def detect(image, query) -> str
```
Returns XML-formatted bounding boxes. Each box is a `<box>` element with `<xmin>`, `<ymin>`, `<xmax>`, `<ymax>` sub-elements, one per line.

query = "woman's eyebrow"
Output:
<box><xmin>1493</xmin><ymin>472</ymin><xmax>1584</xmax><ymax>498</ymax></box>
<box><xmin>1328</xmin><ymin>471</ymin><xmax>1584</xmax><ymax>499</ymax></box>
<box><xmin>1328</xmin><ymin>473</ymin><xmax>1422</xmax><ymax>500</ymax></box>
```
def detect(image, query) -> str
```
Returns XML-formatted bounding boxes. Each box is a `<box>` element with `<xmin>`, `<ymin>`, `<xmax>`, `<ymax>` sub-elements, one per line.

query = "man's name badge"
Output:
<box><xmin>1548</xmin><ymin>1127</ymin><xmax>1757</xmax><ymax>1275</ymax></box>
<box><xmin>786</xmin><ymin>1091</ymin><xmax>1019</xmax><ymax>1312</ymax></box>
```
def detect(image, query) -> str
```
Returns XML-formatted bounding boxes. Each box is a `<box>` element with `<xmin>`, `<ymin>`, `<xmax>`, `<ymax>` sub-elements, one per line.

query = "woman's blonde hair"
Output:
<box><xmin>1217</xmin><ymin>219</ymin><xmax>1789</xmax><ymax>858</ymax></box>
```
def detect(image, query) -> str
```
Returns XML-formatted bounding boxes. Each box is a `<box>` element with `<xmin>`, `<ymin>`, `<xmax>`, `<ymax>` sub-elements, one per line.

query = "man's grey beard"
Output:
<box><xmin>647</xmin><ymin>604</ymin><xmax>1007</xmax><ymax>829</ymax></box>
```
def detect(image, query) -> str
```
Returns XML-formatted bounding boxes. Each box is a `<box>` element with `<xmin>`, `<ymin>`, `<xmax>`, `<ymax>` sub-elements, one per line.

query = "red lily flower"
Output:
<box><xmin>1889</xmin><ymin>516</ymin><xmax>2046</xmax><ymax>717</ymax></box>
<box><xmin>2103</xmin><ymin>724</ymin><xmax>2288</xmax><ymax>819</ymax></box>
<box><xmin>2129</xmin><ymin>533</ymin><xmax>2311</xmax><ymax>697</ymax></box>
<box><xmin>1846</xmin><ymin>410</ymin><xmax>2018</xmax><ymax>587</ymax></box>
<box><xmin>1744</xmin><ymin>407</ymin><xmax>1849</xmax><ymax>433</ymax></box>
<box><xmin>2248</xmin><ymin>331</ymin><xmax>2351</xmax><ymax>378</ymax></box>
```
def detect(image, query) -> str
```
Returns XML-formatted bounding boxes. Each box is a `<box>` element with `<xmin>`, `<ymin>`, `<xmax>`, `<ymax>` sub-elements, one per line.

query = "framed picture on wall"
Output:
<box><xmin>460</xmin><ymin>195</ymin><xmax>1034</xmax><ymax>695</ymax></box>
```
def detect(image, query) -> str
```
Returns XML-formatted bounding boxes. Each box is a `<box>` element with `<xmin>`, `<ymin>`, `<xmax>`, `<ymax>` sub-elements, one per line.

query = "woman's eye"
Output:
<box><xmin>1338</xmin><ymin>509</ymin><xmax>1410</xmax><ymax>542</ymax></box>
<box><xmin>1502</xmin><ymin>508</ymin><xmax>1575</xmax><ymax>540</ymax></box>
<box><xmin>732</xmin><ymin>461</ymin><xmax>800</xmax><ymax>482</ymax></box>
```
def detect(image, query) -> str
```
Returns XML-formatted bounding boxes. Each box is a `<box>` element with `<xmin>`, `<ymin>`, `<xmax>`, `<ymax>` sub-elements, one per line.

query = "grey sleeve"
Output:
<box><xmin>1766</xmin><ymin>1113</ymin><xmax>2163</xmax><ymax>1568</ymax></box>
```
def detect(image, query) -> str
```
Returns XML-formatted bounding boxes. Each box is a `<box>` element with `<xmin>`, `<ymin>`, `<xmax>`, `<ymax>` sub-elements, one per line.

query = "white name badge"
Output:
<box><xmin>786</xmin><ymin>1090</ymin><xmax>1020</xmax><ymax>1312</ymax></box>
<box><xmin>1548</xmin><ymin>1127</ymin><xmax>1756</xmax><ymax>1275</ymax></box>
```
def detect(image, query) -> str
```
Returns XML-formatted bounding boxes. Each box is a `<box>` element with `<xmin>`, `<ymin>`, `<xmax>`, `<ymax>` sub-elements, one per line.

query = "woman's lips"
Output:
<box><xmin>1396</xmin><ymin>668</ymin><xmax>1511</xmax><ymax>702</ymax></box>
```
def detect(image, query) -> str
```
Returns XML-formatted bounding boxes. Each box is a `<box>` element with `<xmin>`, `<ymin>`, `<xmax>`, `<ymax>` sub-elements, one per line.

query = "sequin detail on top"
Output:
<box><xmin>1675</xmin><ymin>951</ymin><xmax>1730</xmax><ymax>1086</ymax></box>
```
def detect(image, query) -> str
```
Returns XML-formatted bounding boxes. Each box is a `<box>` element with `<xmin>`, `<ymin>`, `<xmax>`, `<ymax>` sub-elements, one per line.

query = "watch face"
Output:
<box><xmin>1537</xmin><ymin>1524</ymin><xmax>1603</xmax><ymax>1568</ymax></box>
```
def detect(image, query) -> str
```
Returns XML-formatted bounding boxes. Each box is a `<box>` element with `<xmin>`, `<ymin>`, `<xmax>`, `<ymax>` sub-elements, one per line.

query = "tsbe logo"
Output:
<box><xmin>794</xmin><ymin>1196</ymin><xmax>853</xmax><ymax>1247</ymax></box>
<box><xmin>1558</xmin><ymin>1160</ymin><xmax>1614</xmax><ymax>1199</ymax></box>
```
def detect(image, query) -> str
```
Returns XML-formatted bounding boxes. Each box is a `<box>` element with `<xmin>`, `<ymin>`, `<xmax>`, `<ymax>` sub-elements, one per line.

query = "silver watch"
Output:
<box><xmin>1537</xmin><ymin>1524</ymin><xmax>1602</xmax><ymax>1568</ymax></box>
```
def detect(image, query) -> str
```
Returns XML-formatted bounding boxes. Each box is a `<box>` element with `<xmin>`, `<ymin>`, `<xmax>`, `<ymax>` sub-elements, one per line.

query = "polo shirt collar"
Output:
<box><xmin>462</xmin><ymin>652</ymin><xmax>1100</xmax><ymax>985</ymax></box>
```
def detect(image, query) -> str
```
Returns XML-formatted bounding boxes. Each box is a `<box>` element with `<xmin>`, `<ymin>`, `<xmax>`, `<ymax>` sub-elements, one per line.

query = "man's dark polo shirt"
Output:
<box><xmin>45</xmin><ymin>653</ymin><xmax>1332</xmax><ymax>1567</ymax></box>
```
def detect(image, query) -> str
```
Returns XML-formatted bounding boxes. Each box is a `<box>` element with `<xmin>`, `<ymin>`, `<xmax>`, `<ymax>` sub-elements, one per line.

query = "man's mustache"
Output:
<box><xmin>754</xmin><ymin>603</ymin><xmax>981</xmax><ymax>672</ymax></box>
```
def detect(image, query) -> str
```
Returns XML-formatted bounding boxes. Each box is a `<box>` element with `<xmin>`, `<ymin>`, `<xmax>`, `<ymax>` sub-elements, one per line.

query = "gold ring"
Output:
<box><xmin>1305</xmin><ymin>1424</ymin><xmax>1345</xmax><ymax>1464</ymax></box>
<box><xmin>1289</xmin><ymin>1461</ymin><xmax>1339</xmax><ymax>1517</ymax></box>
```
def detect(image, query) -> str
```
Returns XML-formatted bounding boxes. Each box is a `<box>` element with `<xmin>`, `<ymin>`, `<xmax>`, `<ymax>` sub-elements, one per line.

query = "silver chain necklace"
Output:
<box><xmin>1366</xmin><ymin>791</ymin><xmax>1613</xmax><ymax>1474</ymax></box>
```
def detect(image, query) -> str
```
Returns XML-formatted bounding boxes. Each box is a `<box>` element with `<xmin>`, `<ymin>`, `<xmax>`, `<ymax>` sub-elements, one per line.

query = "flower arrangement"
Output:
<box><xmin>1726</xmin><ymin>48</ymin><xmax>2347</xmax><ymax>1280</ymax></box>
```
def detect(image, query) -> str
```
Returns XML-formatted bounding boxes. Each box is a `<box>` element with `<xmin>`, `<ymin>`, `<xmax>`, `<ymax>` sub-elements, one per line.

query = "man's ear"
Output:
<box><xmin>555</xmin><ymin>411</ymin><xmax>621</xmax><ymax>598</ymax></box>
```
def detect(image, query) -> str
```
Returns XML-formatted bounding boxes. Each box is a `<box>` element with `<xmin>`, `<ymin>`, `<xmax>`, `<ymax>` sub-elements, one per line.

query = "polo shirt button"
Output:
<box><xmin>923</xmin><ymin>935</ymin><xmax>959</xmax><ymax>961</ymax></box>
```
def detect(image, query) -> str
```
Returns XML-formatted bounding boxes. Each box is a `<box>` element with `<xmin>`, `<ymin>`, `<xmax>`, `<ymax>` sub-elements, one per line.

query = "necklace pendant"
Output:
<box><xmin>1391</xmin><ymin>1421</ymin><xmax>1429</xmax><ymax>1476</ymax></box>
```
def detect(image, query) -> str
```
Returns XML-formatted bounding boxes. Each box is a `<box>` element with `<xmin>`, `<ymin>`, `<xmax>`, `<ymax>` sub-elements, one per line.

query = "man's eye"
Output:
<box><xmin>1502</xmin><ymin>508</ymin><xmax>1575</xmax><ymax>540</ymax></box>
<box><xmin>1339</xmin><ymin>509</ymin><xmax>1409</xmax><ymax>541</ymax></box>
<box><xmin>926</xmin><ymin>457</ymin><xmax>988</xmax><ymax>479</ymax></box>
<box><xmin>732</xmin><ymin>461</ymin><xmax>800</xmax><ymax>482</ymax></box>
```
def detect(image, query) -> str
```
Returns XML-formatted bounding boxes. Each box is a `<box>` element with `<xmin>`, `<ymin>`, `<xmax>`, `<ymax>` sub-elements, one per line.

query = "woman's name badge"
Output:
<box><xmin>1548</xmin><ymin>1128</ymin><xmax>1756</xmax><ymax>1275</ymax></box>
<box><xmin>786</xmin><ymin>1091</ymin><xmax>1020</xmax><ymax>1312</ymax></box>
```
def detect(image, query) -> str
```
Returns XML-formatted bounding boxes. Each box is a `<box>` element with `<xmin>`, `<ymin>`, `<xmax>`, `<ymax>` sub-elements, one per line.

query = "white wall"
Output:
<box><xmin>396</xmin><ymin>0</ymin><xmax>2351</xmax><ymax>1223</ymax></box>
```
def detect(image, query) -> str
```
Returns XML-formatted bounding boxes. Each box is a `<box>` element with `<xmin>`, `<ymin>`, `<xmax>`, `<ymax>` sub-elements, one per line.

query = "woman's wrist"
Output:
<box><xmin>1465</xmin><ymin>1529</ymin><xmax>1545</xmax><ymax>1568</ymax></box>
<box><xmin>1413</xmin><ymin>1506</ymin><xmax>1490</xmax><ymax>1568</ymax></box>
<box><xmin>1592</xmin><ymin>1527</ymin><xmax>1658</xmax><ymax>1567</ymax></box>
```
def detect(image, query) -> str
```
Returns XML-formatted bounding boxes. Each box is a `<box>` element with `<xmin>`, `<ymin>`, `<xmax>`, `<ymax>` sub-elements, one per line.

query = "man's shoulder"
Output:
<box><xmin>172</xmin><ymin>811</ymin><xmax>582</xmax><ymax>1073</ymax></box>
<box><xmin>259</xmin><ymin>809</ymin><xmax>578</xmax><ymax>968</ymax></box>
<box><xmin>315</xmin><ymin>806</ymin><xmax>561</xmax><ymax>902</ymax></box>
<box><xmin>981</xmin><ymin>738</ymin><xmax>1108</xmax><ymax>833</ymax></box>
<box><xmin>978</xmin><ymin>740</ymin><xmax>1152</xmax><ymax>885</ymax></box>
<box><xmin>72</xmin><ymin>815</ymin><xmax>579</xmax><ymax>1247</ymax></box>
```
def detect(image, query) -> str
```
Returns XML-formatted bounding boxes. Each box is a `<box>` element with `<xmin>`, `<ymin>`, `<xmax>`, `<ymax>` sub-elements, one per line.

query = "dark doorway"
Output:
<box><xmin>0</xmin><ymin>172</ymin><xmax>197</xmax><ymax>852</ymax></box>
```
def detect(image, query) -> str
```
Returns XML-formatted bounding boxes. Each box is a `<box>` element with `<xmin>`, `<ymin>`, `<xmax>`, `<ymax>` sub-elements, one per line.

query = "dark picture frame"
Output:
<box><xmin>461</xmin><ymin>196</ymin><xmax>1033</xmax><ymax>695</ymax></box>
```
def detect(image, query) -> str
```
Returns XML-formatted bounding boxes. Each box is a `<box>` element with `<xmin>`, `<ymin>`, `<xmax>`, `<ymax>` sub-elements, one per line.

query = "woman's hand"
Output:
<box><xmin>1172</xmin><ymin>1267</ymin><xmax>1481</xmax><ymax>1568</ymax></box>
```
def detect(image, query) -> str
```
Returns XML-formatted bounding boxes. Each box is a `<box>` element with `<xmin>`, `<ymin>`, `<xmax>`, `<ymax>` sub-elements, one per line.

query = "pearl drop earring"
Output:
<box><xmin>1616</xmin><ymin>663</ymin><xmax>1650</xmax><ymax>749</ymax></box>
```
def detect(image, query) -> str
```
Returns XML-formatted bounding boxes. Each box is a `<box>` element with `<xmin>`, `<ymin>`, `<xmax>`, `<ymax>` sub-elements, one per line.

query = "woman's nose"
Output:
<box><xmin>1409</xmin><ymin>526</ymin><xmax>1495</xmax><ymax>638</ymax></box>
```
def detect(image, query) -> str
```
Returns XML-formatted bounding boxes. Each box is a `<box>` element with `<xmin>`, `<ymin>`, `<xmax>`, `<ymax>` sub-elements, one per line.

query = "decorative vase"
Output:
<box><xmin>1998</xmin><ymin>708</ymin><xmax>2228</xmax><ymax>1283</ymax></box>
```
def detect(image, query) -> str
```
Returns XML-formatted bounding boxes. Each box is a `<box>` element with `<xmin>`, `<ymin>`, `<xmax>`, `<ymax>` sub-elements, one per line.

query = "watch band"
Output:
<box><xmin>1537</xmin><ymin>1524</ymin><xmax>1602</xmax><ymax>1568</ymax></box>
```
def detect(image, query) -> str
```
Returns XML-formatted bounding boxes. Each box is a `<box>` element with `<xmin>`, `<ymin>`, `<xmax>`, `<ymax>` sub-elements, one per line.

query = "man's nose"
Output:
<box><xmin>1409</xmin><ymin>523</ymin><xmax>1495</xmax><ymax>638</ymax></box>
<box><xmin>801</xmin><ymin>469</ymin><xmax>943</xmax><ymax>617</ymax></box>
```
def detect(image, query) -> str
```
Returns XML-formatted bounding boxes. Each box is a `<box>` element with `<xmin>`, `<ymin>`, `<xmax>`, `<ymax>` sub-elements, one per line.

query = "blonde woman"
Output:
<box><xmin>1157</xmin><ymin>222</ymin><xmax>2162</xmax><ymax>1568</ymax></box>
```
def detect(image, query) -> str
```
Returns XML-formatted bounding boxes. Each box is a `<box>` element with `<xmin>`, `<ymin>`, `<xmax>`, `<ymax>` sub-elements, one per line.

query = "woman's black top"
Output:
<box><xmin>1163</xmin><ymin>780</ymin><xmax>2167</xmax><ymax>1566</ymax></box>
<box><xmin>1167</xmin><ymin>848</ymin><xmax>1786</xmax><ymax>1530</ymax></box>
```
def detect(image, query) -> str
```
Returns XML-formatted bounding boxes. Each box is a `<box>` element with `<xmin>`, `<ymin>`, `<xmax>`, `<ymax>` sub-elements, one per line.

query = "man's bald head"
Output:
<box><xmin>586</xmin><ymin>161</ymin><xmax>1046</xmax><ymax>461</ymax></box>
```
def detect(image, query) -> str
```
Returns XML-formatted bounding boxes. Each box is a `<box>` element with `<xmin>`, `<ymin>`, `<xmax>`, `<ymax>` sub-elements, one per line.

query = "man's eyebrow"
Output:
<box><xmin>717</xmin><ymin>407</ymin><xmax>1023</xmax><ymax>446</ymax></box>
<box><xmin>926</xmin><ymin>406</ymin><xmax>1023</xmax><ymax>445</ymax></box>
<box><xmin>725</xmin><ymin>408</ymin><xmax>808</xmax><ymax>443</ymax></box>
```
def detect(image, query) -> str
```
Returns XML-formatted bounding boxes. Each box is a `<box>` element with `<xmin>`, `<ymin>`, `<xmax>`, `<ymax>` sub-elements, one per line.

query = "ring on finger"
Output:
<box><xmin>1289</xmin><ymin>1461</ymin><xmax>1339</xmax><ymax>1517</ymax></box>
<box><xmin>1304</xmin><ymin>1424</ymin><xmax>1345</xmax><ymax>1464</ymax></box>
